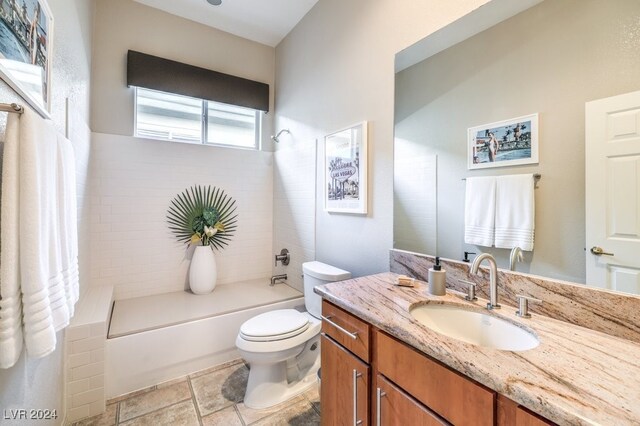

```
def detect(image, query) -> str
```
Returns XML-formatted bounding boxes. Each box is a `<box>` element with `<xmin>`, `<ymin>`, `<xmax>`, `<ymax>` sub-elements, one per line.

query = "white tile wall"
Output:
<box><xmin>89</xmin><ymin>133</ymin><xmax>274</xmax><ymax>299</ymax></box>
<box><xmin>64</xmin><ymin>286</ymin><xmax>113</xmax><ymax>423</ymax></box>
<box><xmin>273</xmin><ymin>140</ymin><xmax>317</xmax><ymax>292</ymax></box>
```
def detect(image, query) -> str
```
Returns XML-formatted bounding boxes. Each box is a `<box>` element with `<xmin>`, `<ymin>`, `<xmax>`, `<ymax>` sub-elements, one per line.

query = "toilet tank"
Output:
<box><xmin>302</xmin><ymin>261</ymin><xmax>351</xmax><ymax>319</ymax></box>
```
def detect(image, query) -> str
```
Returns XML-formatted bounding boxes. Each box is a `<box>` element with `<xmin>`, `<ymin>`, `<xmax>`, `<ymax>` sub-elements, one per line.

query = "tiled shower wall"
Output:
<box><xmin>272</xmin><ymin>140</ymin><xmax>317</xmax><ymax>292</ymax></box>
<box><xmin>89</xmin><ymin>133</ymin><xmax>274</xmax><ymax>300</ymax></box>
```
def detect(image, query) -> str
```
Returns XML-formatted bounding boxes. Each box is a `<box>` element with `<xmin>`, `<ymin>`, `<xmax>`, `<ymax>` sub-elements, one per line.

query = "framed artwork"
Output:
<box><xmin>468</xmin><ymin>113</ymin><xmax>539</xmax><ymax>170</ymax></box>
<box><xmin>325</xmin><ymin>121</ymin><xmax>368</xmax><ymax>214</ymax></box>
<box><xmin>0</xmin><ymin>0</ymin><xmax>54</xmax><ymax>116</ymax></box>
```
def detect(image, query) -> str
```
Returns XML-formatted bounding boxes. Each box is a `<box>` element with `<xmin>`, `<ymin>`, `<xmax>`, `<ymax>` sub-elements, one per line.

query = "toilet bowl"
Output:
<box><xmin>236</xmin><ymin>261</ymin><xmax>351</xmax><ymax>409</ymax></box>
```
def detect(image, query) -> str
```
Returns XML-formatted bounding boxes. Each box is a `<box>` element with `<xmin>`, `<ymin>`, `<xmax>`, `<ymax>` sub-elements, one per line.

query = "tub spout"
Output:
<box><xmin>270</xmin><ymin>274</ymin><xmax>287</xmax><ymax>286</ymax></box>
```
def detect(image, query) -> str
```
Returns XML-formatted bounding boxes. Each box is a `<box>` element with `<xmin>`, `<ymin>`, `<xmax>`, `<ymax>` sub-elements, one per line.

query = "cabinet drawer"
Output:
<box><xmin>322</xmin><ymin>300</ymin><xmax>370</xmax><ymax>362</ymax></box>
<box><xmin>376</xmin><ymin>374</ymin><xmax>449</xmax><ymax>426</ymax></box>
<box><xmin>376</xmin><ymin>331</ymin><xmax>495</xmax><ymax>426</ymax></box>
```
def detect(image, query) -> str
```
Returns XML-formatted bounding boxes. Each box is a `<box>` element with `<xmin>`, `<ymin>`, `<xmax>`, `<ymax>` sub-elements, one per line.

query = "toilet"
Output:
<box><xmin>236</xmin><ymin>261</ymin><xmax>351</xmax><ymax>409</ymax></box>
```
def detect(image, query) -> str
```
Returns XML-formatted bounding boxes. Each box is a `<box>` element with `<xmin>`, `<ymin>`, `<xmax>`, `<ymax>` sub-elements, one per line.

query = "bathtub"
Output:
<box><xmin>105</xmin><ymin>279</ymin><xmax>304</xmax><ymax>398</ymax></box>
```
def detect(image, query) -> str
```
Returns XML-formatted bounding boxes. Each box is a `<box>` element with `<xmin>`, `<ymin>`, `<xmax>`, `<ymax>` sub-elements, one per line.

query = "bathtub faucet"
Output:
<box><xmin>270</xmin><ymin>274</ymin><xmax>288</xmax><ymax>286</ymax></box>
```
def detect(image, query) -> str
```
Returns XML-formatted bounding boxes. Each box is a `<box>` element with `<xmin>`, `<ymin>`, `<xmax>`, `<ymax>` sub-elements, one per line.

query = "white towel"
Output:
<box><xmin>495</xmin><ymin>174</ymin><xmax>535</xmax><ymax>251</ymax></box>
<box><xmin>464</xmin><ymin>176</ymin><xmax>496</xmax><ymax>247</ymax></box>
<box><xmin>19</xmin><ymin>108</ymin><xmax>68</xmax><ymax>359</ymax></box>
<box><xmin>0</xmin><ymin>108</ymin><xmax>80</xmax><ymax>367</ymax></box>
<box><xmin>57</xmin><ymin>133</ymin><xmax>79</xmax><ymax>317</ymax></box>
<box><xmin>0</xmin><ymin>111</ymin><xmax>24</xmax><ymax>368</ymax></box>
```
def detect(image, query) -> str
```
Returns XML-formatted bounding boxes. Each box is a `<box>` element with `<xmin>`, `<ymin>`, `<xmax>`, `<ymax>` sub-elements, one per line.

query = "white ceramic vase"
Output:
<box><xmin>189</xmin><ymin>246</ymin><xmax>217</xmax><ymax>294</ymax></box>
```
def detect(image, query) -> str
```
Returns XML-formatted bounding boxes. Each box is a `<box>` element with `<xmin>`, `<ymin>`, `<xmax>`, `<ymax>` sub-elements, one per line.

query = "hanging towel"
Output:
<box><xmin>19</xmin><ymin>108</ymin><xmax>68</xmax><ymax>359</ymax></box>
<box><xmin>0</xmin><ymin>107</ymin><xmax>80</xmax><ymax>367</ymax></box>
<box><xmin>57</xmin><ymin>133</ymin><xmax>79</xmax><ymax>316</ymax></box>
<box><xmin>495</xmin><ymin>174</ymin><xmax>535</xmax><ymax>251</ymax></box>
<box><xmin>464</xmin><ymin>176</ymin><xmax>496</xmax><ymax>247</ymax></box>
<box><xmin>0</xmin><ymin>111</ymin><xmax>24</xmax><ymax>368</ymax></box>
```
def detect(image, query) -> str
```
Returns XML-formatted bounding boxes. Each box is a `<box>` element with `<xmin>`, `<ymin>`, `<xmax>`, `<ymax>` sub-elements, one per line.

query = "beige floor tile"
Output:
<box><xmin>251</xmin><ymin>399</ymin><xmax>320</xmax><ymax>426</ymax></box>
<box><xmin>201</xmin><ymin>406</ymin><xmax>243</xmax><ymax>426</ymax></box>
<box><xmin>190</xmin><ymin>364</ymin><xmax>249</xmax><ymax>416</ymax></box>
<box><xmin>119</xmin><ymin>400</ymin><xmax>199</xmax><ymax>426</ymax></box>
<box><xmin>72</xmin><ymin>403</ymin><xmax>118</xmax><ymax>426</ymax></box>
<box><xmin>107</xmin><ymin>386</ymin><xmax>156</xmax><ymax>405</ymax></box>
<box><xmin>119</xmin><ymin>381</ymin><xmax>192</xmax><ymax>422</ymax></box>
<box><xmin>236</xmin><ymin>395</ymin><xmax>306</xmax><ymax>425</ymax></box>
<box><xmin>156</xmin><ymin>376</ymin><xmax>188</xmax><ymax>389</ymax></box>
<box><xmin>303</xmin><ymin>384</ymin><xmax>320</xmax><ymax>414</ymax></box>
<box><xmin>189</xmin><ymin>358</ymin><xmax>246</xmax><ymax>379</ymax></box>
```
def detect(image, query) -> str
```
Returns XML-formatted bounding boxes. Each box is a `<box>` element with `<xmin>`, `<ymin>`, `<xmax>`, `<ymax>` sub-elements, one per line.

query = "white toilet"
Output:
<box><xmin>236</xmin><ymin>261</ymin><xmax>351</xmax><ymax>409</ymax></box>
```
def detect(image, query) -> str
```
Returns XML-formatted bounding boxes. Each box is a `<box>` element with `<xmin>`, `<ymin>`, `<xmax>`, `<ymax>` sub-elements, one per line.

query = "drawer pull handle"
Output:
<box><xmin>322</xmin><ymin>315</ymin><xmax>359</xmax><ymax>340</ymax></box>
<box><xmin>353</xmin><ymin>369</ymin><xmax>363</xmax><ymax>426</ymax></box>
<box><xmin>376</xmin><ymin>387</ymin><xmax>387</xmax><ymax>426</ymax></box>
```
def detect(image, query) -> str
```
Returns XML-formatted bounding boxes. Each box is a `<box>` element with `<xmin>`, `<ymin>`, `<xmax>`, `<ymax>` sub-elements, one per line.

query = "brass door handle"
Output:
<box><xmin>590</xmin><ymin>246</ymin><xmax>614</xmax><ymax>256</ymax></box>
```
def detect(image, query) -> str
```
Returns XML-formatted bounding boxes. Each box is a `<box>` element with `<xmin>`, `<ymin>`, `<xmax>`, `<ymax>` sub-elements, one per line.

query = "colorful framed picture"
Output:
<box><xmin>324</xmin><ymin>121</ymin><xmax>368</xmax><ymax>214</ymax></box>
<box><xmin>0</xmin><ymin>0</ymin><xmax>54</xmax><ymax>116</ymax></box>
<box><xmin>468</xmin><ymin>113</ymin><xmax>539</xmax><ymax>170</ymax></box>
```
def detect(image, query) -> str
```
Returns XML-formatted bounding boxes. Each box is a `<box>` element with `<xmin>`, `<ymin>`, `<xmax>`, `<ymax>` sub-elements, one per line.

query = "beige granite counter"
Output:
<box><xmin>315</xmin><ymin>273</ymin><xmax>640</xmax><ymax>426</ymax></box>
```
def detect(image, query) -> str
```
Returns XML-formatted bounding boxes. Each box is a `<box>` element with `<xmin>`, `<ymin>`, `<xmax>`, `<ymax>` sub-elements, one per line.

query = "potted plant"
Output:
<box><xmin>167</xmin><ymin>185</ymin><xmax>237</xmax><ymax>294</ymax></box>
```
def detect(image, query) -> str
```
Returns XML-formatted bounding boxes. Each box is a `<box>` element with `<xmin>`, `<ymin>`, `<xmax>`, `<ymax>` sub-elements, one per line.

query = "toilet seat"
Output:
<box><xmin>236</xmin><ymin>313</ymin><xmax>321</xmax><ymax>354</ymax></box>
<box><xmin>240</xmin><ymin>309</ymin><xmax>310</xmax><ymax>342</ymax></box>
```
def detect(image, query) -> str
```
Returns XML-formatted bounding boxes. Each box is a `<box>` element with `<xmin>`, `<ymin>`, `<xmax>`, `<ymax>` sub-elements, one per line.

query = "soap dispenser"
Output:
<box><xmin>428</xmin><ymin>257</ymin><xmax>447</xmax><ymax>296</ymax></box>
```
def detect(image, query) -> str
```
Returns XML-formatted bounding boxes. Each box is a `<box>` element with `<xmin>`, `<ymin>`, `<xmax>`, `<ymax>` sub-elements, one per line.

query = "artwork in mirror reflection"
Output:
<box><xmin>393</xmin><ymin>0</ymin><xmax>640</xmax><ymax>291</ymax></box>
<box><xmin>468</xmin><ymin>114</ymin><xmax>538</xmax><ymax>170</ymax></box>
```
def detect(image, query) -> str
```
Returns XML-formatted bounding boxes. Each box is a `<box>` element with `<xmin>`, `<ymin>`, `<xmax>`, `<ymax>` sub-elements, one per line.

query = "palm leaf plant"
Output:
<box><xmin>167</xmin><ymin>185</ymin><xmax>238</xmax><ymax>250</ymax></box>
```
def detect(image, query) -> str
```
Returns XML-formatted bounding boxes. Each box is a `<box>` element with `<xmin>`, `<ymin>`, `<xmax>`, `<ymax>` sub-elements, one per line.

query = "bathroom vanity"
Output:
<box><xmin>316</xmin><ymin>273</ymin><xmax>640</xmax><ymax>426</ymax></box>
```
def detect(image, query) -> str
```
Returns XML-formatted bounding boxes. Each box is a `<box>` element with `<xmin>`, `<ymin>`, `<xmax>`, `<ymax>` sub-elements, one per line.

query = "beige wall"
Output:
<box><xmin>274</xmin><ymin>0</ymin><xmax>490</xmax><ymax>278</ymax></box>
<box><xmin>91</xmin><ymin>0</ymin><xmax>276</xmax><ymax>148</ymax></box>
<box><xmin>395</xmin><ymin>0</ymin><xmax>640</xmax><ymax>283</ymax></box>
<box><xmin>0</xmin><ymin>0</ymin><xmax>95</xmax><ymax>422</ymax></box>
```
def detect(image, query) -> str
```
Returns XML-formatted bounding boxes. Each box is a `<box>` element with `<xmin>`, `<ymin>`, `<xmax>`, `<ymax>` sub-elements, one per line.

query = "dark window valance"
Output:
<box><xmin>127</xmin><ymin>50</ymin><xmax>269</xmax><ymax>112</ymax></box>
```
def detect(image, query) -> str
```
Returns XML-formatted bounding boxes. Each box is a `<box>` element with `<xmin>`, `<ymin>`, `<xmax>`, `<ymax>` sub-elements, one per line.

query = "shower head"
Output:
<box><xmin>271</xmin><ymin>129</ymin><xmax>291</xmax><ymax>143</ymax></box>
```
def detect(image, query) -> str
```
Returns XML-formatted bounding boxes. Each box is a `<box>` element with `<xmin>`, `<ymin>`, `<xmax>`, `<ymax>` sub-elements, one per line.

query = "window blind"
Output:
<box><xmin>127</xmin><ymin>50</ymin><xmax>269</xmax><ymax>112</ymax></box>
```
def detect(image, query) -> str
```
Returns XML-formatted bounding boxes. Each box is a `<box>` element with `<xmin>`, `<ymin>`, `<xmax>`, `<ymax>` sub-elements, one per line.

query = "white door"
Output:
<box><xmin>586</xmin><ymin>90</ymin><xmax>640</xmax><ymax>294</ymax></box>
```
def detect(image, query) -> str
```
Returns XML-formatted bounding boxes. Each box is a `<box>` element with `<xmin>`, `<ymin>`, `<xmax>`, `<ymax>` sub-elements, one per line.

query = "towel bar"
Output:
<box><xmin>0</xmin><ymin>103</ymin><xmax>24</xmax><ymax>114</ymax></box>
<box><xmin>462</xmin><ymin>173</ymin><xmax>541</xmax><ymax>181</ymax></box>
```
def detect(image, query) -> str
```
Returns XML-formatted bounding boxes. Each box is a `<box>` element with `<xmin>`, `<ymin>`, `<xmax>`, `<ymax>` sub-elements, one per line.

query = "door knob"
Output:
<box><xmin>590</xmin><ymin>246</ymin><xmax>614</xmax><ymax>256</ymax></box>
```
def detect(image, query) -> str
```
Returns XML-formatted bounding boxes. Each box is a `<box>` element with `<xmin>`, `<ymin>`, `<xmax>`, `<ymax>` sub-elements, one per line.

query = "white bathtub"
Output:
<box><xmin>105</xmin><ymin>279</ymin><xmax>304</xmax><ymax>398</ymax></box>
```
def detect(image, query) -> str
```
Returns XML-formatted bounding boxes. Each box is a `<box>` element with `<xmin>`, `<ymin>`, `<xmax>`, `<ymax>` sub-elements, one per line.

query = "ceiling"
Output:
<box><xmin>133</xmin><ymin>0</ymin><xmax>319</xmax><ymax>47</ymax></box>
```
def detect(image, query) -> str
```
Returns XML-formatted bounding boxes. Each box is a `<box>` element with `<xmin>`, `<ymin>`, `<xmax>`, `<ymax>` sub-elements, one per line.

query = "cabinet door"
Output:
<box><xmin>377</xmin><ymin>331</ymin><xmax>494</xmax><ymax>426</ymax></box>
<box><xmin>497</xmin><ymin>395</ymin><xmax>556</xmax><ymax>426</ymax></box>
<box><xmin>376</xmin><ymin>375</ymin><xmax>449</xmax><ymax>426</ymax></box>
<box><xmin>321</xmin><ymin>334</ymin><xmax>370</xmax><ymax>426</ymax></box>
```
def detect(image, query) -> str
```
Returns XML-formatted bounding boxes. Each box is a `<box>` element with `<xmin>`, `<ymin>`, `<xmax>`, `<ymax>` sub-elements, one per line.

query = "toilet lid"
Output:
<box><xmin>240</xmin><ymin>309</ymin><xmax>310</xmax><ymax>342</ymax></box>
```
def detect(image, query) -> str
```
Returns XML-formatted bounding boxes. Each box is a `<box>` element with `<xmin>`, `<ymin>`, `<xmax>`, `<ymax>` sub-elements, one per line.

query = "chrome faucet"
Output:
<box><xmin>509</xmin><ymin>247</ymin><xmax>523</xmax><ymax>271</ymax></box>
<box><xmin>470</xmin><ymin>253</ymin><xmax>501</xmax><ymax>310</ymax></box>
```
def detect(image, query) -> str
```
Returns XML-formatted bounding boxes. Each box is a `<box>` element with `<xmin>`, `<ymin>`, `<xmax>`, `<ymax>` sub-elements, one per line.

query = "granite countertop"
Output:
<box><xmin>315</xmin><ymin>272</ymin><xmax>640</xmax><ymax>426</ymax></box>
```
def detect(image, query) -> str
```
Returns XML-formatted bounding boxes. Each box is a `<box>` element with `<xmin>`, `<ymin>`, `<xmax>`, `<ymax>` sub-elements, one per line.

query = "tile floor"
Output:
<box><xmin>70</xmin><ymin>359</ymin><xmax>320</xmax><ymax>426</ymax></box>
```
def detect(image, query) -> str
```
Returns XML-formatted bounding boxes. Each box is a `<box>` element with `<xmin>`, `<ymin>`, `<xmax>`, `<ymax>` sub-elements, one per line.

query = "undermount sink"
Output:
<box><xmin>410</xmin><ymin>303</ymin><xmax>540</xmax><ymax>351</ymax></box>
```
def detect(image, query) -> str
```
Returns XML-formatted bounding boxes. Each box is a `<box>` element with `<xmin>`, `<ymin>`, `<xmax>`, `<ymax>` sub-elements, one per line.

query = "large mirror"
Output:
<box><xmin>393</xmin><ymin>0</ymin><xmax>640</xmax><ymax>293</ymax></box>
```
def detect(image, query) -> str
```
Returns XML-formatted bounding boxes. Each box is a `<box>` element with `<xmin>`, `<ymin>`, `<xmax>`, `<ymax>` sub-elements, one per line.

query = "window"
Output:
<box><xmin>135</xmin><ymin>87</ymin><xmax>261</xmax><ymax>149</ymax></box>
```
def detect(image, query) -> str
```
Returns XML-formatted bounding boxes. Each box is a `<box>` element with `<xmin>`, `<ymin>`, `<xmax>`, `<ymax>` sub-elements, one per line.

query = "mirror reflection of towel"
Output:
<box><xmin>464</xmin><ymin>176</ymin><xmax>496</xmax><ymax>247</ymax></box>
<box><xmin>495</xmin><ymin>174</ymin><xmax>535</xmax><ymax>251</ymax></box>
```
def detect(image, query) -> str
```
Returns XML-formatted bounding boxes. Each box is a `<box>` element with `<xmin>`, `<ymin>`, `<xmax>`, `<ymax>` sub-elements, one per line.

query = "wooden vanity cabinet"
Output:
<box><xmin>375</xmin><ymin>374</ymin><xmax>448</xmax><ymax>426</ymax></box>
<box><xmin>376</xmin><ymin>331</ymin><xmax>493</xmax><ymax>426</ymax></box>
<box><xmin>321</xmin><ymin>334</ymin><xmax>370</xmax><ymax>426</ymax></box>
<box><xmin>320</xmin><ymin>300</ymin><xmax>555</xmax><ymax>426</ymax></box>
<box><xmin>320</xmin><ymin>301</ymin><xmax>371</xmax><ymax>426</ymax></box>
<box><xmin>497</xmin><ymin>395</ymin><xmax>555</xmax><ymax>426</ymax></box>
